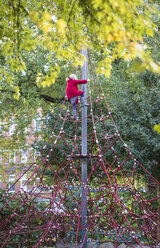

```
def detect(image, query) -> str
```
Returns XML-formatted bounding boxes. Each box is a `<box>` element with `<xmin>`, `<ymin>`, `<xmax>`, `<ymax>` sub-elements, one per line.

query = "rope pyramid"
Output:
<box><xmin>0</xmin><ymin>51</ymin><xmax>160</xmax><ymax>248</ymax></box>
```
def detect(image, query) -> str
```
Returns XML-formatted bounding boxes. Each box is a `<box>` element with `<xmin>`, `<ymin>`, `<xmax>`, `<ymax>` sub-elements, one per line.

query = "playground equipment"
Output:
<box><xmin>0</xmin><ymin>50</ymin><xmax>159</xmax><ymax>248</ymax></box>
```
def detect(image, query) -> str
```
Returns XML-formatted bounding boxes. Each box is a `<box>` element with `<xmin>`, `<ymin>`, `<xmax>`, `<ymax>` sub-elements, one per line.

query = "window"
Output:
<box><xmin>0</xmin><ymin>121</ymin><xmax>7</xmax><ymax>136</ymax></box>
<box><xmin>9</xmin><ymin>175</ymin><xmax>15</xmax><ymax>180</ymax></box>
<box><xmin>9</xmin><ymin>152</ymin><xmax>15</xmax><ymax>164</ymax></box>
<box><xmin>24</xmin><ymin>126</ymin><xmax>28</xmax><ymax>133</ymax></box>
<box><xmin>15</xmin><ymin>151</ymin><xmax>21</xmax><ymax>164</ymax></box>
<box><xmin>0</xmin><ymin>153</ymin><xmax>2</xmax><ymax>164</ymax></box>
<box><xmin>34</xmin><ymin>117</ymin><xmax>42</xmax><ymax>132</ymax></box>
<box><xmin>9</xmin><ymin>119</ymin><xmax>16</xmax><ymax>135</ymax></box>
<box><xmin>0</xmin><ymin>121</ymin><xmax>4</xmax><ymax>135</ymax></box>
<box><xmin>22</xmin><ymin>117</ymin><xmax>29</xmax><ymax>133</ymax></box>
<box><xmin>21</xmin><ymin>149</ymin><xmax>27</xmax><ymax>163</ymax></box>
<box><xmin>0</xmin><ymin>122</ymin><xmax>1</xmax><ymax>135</ymax></box>
<box><xmin>34</xmin><ymin>150</ymin><xmax>40</xmax><ymax>161</ymax></box>
<box><xmin>20</xmin><ymin>175</ymin><xmax>27</xmax><ymax>192</ymax></box>
<box><xmin>2</xmin><ymin>151</ymin><xmax>9</xmax><ymax>164</ymax></box>
<box><xmin>8</xmin><ymin>174</ymin><xmax>15</xmax><ymax>192</ymax></box>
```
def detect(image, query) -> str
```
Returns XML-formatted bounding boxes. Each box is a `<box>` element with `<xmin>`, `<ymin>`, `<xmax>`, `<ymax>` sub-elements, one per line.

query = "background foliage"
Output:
<box><xmin>0</xmin><ymin>0</ymin><xmax>159</xmax><ymax>183</ymax></box>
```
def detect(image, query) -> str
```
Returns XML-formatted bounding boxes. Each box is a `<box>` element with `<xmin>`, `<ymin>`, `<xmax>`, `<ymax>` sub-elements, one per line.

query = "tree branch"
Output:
<box><xmin>1</xmin><ymin>89</ymin><xmax>64</xmax><ymax>105</ymax></box>
<box><xmin>40</xmin><ymin>94</ymin><xmax>64</xmax><ymax>103</ymax></box>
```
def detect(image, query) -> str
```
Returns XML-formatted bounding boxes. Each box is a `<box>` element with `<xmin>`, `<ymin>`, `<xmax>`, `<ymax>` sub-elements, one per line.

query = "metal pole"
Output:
<box><xmin>81</xmin><ymin>48</ymin><xmax>88</xmax><ymax>248</ymax></box>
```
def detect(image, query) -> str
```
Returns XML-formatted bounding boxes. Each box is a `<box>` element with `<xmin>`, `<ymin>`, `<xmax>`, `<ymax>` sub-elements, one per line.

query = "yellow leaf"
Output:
<box><xmin>42</xmin><ymin>81</ymin><xmax>47</xmax><ymax>88</ymax></box>
<box><xmin>92</xmin><ymin>0</ymin><xmax>102</xmax><ymax>9</ymax></box>
<box><xmin>123</xmin><ymin>53</ymin><xmax>129</xmax><ymax>61</ymax></box>
<box><xmin>154</xmin><ymin>124</ymin><xmax>160</xmax><ymax>134</ymax></box>
<box><xmin>36</xmin><ymin>73</ymin><xmax>43</xmax><ymax>83</ymax></box>
<box><xmin>13</xmin><ymin>86</ymin><xmax>20</xmax><ymax>100</ymax></box>
<box><xmin>57</xmin><ymin>19</ymin><xmax>66</xmax><ymax>36</ymax></box>
<box><xmin>13</xmin><ymin>86</ymin><xmax>19</xmax><ymax>93</ymax></box>
<box><xmin>30</xmin><ymin>11</ymin><xmax>39</xmax><ymax>23</ymax></box>
<box><xmin>110</xmin><ymin>0</ymin><xmax>119</xmax><ymax>9</ymax></box>
<box><xmin>41</xmin><ymin>23</ymin><xmax>52</xmax><ymax>34</ymax></box>
<box><xmin>42</xmin><ymin>12</ymin><xmax>52</xmax><ymax>22</ymax></box>
<box><xmin>107</xmin><ymin>34</ymin><xmax>113</xmax><ymax>42</ymax></box>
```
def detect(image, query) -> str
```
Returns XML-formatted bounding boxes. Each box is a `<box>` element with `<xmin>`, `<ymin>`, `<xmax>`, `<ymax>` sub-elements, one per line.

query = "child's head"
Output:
<box><xmin>69</xmin><ymin>74</ymin><xmax>77</xmax><ymax>80</ymax></box>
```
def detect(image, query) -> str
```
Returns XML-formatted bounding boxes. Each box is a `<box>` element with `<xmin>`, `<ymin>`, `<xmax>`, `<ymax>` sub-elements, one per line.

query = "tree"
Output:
<box><xmin>0</xmin><ymin>46</ymin><xmax>73</xmax><ymax>158</ymax></box>
<box><xmin>0</xmin><ymin>0</ymin><xmax>159</xmax><ymax>123</ymax></box>
<box><xmin>0</xmin><ymin>0</ymin><xmax>160</xmax><ymax>175</ymax></box>
<box><xmin>0</xmin><ymin>0</ymin><xmax>160</xmax><ymax>97</ymax></box>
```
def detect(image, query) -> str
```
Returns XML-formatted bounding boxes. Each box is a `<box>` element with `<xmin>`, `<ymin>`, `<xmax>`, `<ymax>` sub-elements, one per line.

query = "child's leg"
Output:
<box><xmin>81</xmin><ymin>92</ymin><xmax>85</xmax><ymax>105</ymax></box>
<box><xmin>69</xmin><ymin>97</ymin><xmax>77</xmax><ymax>119</ymax></box>
<box><xmin>81</xmin><ymin>93</ymin><xmax>88</xmax><ymax>107</ymax></box>
<box><xmin>73</xmin><ymin>102</ymin><xmax>76</xmax><ymax>110</ymax></box>
<box><xmin>72</xmin><ymin>102</ymin><xmax>76</xmax><ymax>119</ymax></box>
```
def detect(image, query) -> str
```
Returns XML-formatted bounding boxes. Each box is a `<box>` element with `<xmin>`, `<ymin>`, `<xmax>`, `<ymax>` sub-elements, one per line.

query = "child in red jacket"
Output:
<box><xmin>66</xmin><ymin>74</ymin><xmax>88</xmax><ymax>119</ymax></box>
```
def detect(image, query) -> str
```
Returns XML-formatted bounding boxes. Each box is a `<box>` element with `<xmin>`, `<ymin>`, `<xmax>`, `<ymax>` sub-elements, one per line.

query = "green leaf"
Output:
<box><xmin>154</xmin><ymin>124</ymin><xmax>160</xmax><ymax>134</ymax></box>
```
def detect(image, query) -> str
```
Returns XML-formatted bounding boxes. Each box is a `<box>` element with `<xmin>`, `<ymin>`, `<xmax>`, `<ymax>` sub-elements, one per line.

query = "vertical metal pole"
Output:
<box><xmin>81</xmin><ymin>48</ymin><xmax>87</xmax><ymax>248</ymax></box>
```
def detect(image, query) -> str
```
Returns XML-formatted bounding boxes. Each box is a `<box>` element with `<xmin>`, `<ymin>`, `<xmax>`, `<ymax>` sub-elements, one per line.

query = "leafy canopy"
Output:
<box><xmin>0</xmin><ymin>0</ymin><xmax>160</xmax><ymax>95</ymax></box>
<box><xmin>0</xmin><ymin>0</ymin><xmax>160</xmax><ymax>155</ymax></box>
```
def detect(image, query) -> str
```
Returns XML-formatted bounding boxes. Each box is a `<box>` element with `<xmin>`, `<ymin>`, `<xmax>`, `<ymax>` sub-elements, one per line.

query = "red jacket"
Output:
<box><xmin>66</xmin><ymin>79</ymin><xmax>87</xmax><ymax>101</ymax></box>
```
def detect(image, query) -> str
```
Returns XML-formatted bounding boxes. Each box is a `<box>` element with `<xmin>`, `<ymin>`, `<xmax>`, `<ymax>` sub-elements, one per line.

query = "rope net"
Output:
<box><xmin>0</xmin><ymin>51</ymin><xmax>160</xmax><ymax>248</ymax></box>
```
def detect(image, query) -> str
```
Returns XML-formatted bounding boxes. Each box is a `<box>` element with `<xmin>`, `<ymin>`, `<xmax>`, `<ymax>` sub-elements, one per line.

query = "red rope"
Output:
<box><xmin>0</xmin><ymin>51</ymin><xmax>159</xmax><ymax>247</ymax></box>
